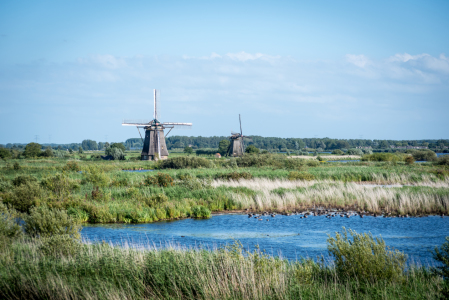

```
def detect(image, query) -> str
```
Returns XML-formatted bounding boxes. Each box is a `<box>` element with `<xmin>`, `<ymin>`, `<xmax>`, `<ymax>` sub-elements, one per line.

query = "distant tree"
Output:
<box><xmin>379</xmin><ymin>141</ymin><xmax>390</xmax><ymax>149</ymax></box>
<box><xmin>0</xmin><ymin>148</ymin><xmax>11</xmax><ymax>159</ymax></box>
<box><xmin>81</xmin><ymin>139</ymin><xmax>98</xmax><ymax>151</ymax></box>
<box><xmin>184</xmin><ymin>146</ymin><xmax>193</xmax><ymax>155</ymax></box>
<box><xmin>332</xmin><ymin>149</ymin><xmax>344</xmax><ymax>155</ymax></box>
<box><xmin>245</xmin><ymin>145</ymin><xmax>260</xmax><ymax>154</ymax></box>
<box><xmin>218</xmin><ymin>140</ymin><xmax>231</xmax><ymax>156</ymax></box>
<box><xmin>109</xmin><ymin>143</ymin><xmax>126</xmax><ymax>152</ymax></box>
<box><xmin>78</xmin><ymin>146</ymin><xmax>83</xmax><ymax>154</ymax></box>
<box><xmin>69</xmin><ymin>149</ymin><xmax>73</xmax><ymax>154</ymax></box>
<box><xmin>107</xmin><ymin>147</ymin><xmax>125</xmax><ymax>160</ymax></box>
<box><xmin>23</xmin><ymin>143</ymin><xmax>42</xmax><ymax>158</ymax></box>
<box><xmin>104</xmin><ymin>142</ymin><xmax>110</xmax><ymax>149</ymax></box>
<box><xmin>41</xmin><ymin>146</ymin><xmax>54</xmax><ymax>157</ymax></box>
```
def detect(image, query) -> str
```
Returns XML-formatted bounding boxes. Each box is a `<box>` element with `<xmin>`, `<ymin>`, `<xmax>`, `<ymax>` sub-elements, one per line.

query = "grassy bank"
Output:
<box><xmin>0</xmin><ymin>229</ymin><xmax>446</xmax><ymax>299</ymax></box>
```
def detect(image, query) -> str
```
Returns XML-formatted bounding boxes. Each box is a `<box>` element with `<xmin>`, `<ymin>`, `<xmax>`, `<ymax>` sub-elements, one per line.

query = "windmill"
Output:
<box><xmin>122</xmin><ymin>89</ymin><xmax>192</xmax><ymax>161</ymax></box>
<box><xmin>227</xmin><ymin>114</ymin><xmax>252</xmax><ymax>157</ymax></box>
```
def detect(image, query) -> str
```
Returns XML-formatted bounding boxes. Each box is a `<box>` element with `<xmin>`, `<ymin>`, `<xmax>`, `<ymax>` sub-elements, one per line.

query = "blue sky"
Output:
<box><xmin>0</xmin><ymin>0</ymin><xmax>448</xmax><ymax>144</ymax></box>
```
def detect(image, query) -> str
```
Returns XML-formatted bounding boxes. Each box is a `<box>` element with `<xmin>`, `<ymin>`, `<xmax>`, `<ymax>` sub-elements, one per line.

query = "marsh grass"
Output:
<box><xmin>0</xmin><ymin>232</ymin><xmax>444</xmax><ymax>300</ymax></box>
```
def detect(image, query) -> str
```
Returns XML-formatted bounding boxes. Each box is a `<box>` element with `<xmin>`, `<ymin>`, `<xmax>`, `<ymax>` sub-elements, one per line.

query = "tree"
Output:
<box><xmin>23</xmin><ymin>143</ymin><xmax>42</xmax><ymax>158</ymax></box>
<box><xmin>218</xmin><ymin>140</ymin><xmax>230</xmax><ymax>156</ymax></box>
<box><xmin>245</xmin><ymin>145</ymin><xmax>260</xmax><ymax>154</ymax></box>
<box><xmin>81</xmin><ymin>139</ymin><xmax>98</xmax><ymax>151</ymax></box>
<box><xmin>41</xmin><ymin>146</ymin><xmax>53</xmax><ymax>157</ymax></box>
<box><xmin>379</xmin><ymin>141</ymin><xmax>390</xmax><ymax>149</ymax></box>
<box><xmin>109</xmin><ymin>143</ymin><xmax>126</xmax><ymax>152</ymax></box>
<box><xmin>0</xmin><ymin>148</ymin><xmax>11</xmax><ymax>159</ymax></box>
<box><xmin>184</xmin><ymin>146</ymin><xmax>193</xmax><ymax>155</ymax></box>
<box><xmin>78</xmin><ymin>146</ymin><xmax>83</xmax><ymax>154</ymax></box>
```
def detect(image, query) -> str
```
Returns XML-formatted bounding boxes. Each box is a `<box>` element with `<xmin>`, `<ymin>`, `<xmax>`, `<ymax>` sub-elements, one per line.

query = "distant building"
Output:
<box><xmin>215</xmin><ymin>153</ymin><xmax>221</xmax><ymax>158</ymax></box>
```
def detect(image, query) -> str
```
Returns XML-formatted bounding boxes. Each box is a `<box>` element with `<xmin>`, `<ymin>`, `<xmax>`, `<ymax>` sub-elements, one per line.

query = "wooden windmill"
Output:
<box><xmin>227</xmin><ymin>114</ymin><xmax>252</xmax><ymax>157</ymax></box>
<box><xmin>122</xmin><ymin>90</ymin><xmax>192</xmax><ymax>161</ymax></box>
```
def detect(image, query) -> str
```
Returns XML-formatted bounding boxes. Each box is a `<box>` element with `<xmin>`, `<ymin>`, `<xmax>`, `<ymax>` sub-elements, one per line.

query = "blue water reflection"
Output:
<box><xmin>82</xmin><ymin>214</ymin><xmax>449</xmax><ymax>264</ymax></box>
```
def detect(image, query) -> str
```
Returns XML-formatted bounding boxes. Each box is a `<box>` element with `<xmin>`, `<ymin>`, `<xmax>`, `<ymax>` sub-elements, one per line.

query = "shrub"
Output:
<box><xmin>405</xmin><ymin>155</ymin><xmax>415</xmax><ymax>165</ymax></box>
<box><xmin>0</xmin><ymin>148</ymin><xmax>11</xmax><ymax>159</ymax></box>
<box><xmin>40</xmin><ymin>173</ymin><xmax>80</xmax><ymax>196</ymax></box>
<box><xmin>191</xmin><ymin>205</ymin><xmax>211</xmax><ymax>218</ymax></box>
<box><xmin>5</xmin><ymin>182</ymin><xmax>42</xmax><ymax>213</ymax></box>
<box><xmin>110</xmin><ymin>177</ymin><xmax>130</xmax><ymax>187</ymax></box>
<box><xmin>81</xmin><ymin>166</ymin><xmax>110</xmax><ymax>187</ymax></box>
<box><xmin>361</xmin><ymin>153</ymin><xmax>404</xmax><ymax>162</ymax></box>
<box><xmin>13</xmin><ymin>162</ymin><xmax>20</xmax><ymax>170</ymax></box>
<box><xmin>145</xmin><ymin>193</ymin><xmax>169</xmax><ymax>207</ymax></box>
<box><xmin>316</xmin><ymin>156</ymin><xmax>324</xmax><ymax>162</ymax></box>
<box><xmin>158</xmin><ymin>156</ymin><xmax>211</xmax><ymax>169</ymax></box>
<box><xmin>0</xmin><ymin>177</ymin><xmax>12</xmax><ymax>192</ymax></box>
<box><xmin>245</xmin><ymin>145</ymin><xmax>260</xmax><ymax>154</ymax></box>
<box><xmin>39</xmin><ymin>234</ymin><xmax>82</xmax><ymax>257</ymax></box>
<box><xmin>288</xmin><ymin>171</ymin><xmax>315</xmax><ymax>181</ymax></box>
<box><xmin>347</xmin><ymin>148</ymin><xmax>363</xmax><ymax>155</ymax></box>
<box><xmin>62</xmin><ymin>161</ymin><xmax>81</xmax><ymax>172</ymax></box>
<box><xmin>0</xmin><ymin>203</ymin><xmax>22</xmax><ymax>241</ymax></box>
<box><xmin>412</xmin><ymin>150</ymin><xmax>437</xmax><ymax>161</ymax></box>
<box><xmin>327</xmin><ymin>228</ymin><xmax>406</xmax><ymax>283</ymax></box>
<box><xmin>23</xmin><ymin>142</ymin><xmax>42</xmax><ymax>158</ymax></box>
<box><xmin>216</xmin><ymin>171</ymin><xmax>253</xmax><ymax>181</ymax></box>
<box><xmin>432</xmin><ymin>236</ymin><xmax>449</xmax><ymax>297</ymax></box>
<box><xmin>24</xmin><ymin>206</ymin><xmax>81</xmax><ymax>239</ymax></box>
<box><xmin>12</xmin><ymin>175</ymin><xmax>37</xmax><ymax>186</ymax></box>
<box><xmin>144</xmin><ymin>173</ymin><xmax>174</xmax><ymax>187</ymax></box>
<box><xmin>67</xmin><ymin>207</ymin><xmax>89</xmax><ymax>222</ymax></box>
<box><xmin>106</xmin><ymin>147</ymin><xmax>125</xmax><ymax>160</ymax></box>
<box><xmin>435</xmin><ymin>155</ymin><xmax>449</xmax><ymax>166</ymax></box>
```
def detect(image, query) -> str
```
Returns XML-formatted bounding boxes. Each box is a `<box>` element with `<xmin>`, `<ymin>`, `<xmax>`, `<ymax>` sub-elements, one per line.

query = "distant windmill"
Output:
<box><xmin>122</xmin><ymin>90</ymin><xmax>192</xmax><ymax>160</ymax></box>
<box><xmin>227</xmin><ymin>114</ymin><xmax>252</xmax><ymax>157</ymax></box>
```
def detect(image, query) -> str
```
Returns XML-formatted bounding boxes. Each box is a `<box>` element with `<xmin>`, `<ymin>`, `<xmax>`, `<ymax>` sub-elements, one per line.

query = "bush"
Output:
<box><xmin>216</xmin><ymin>171</ymin><xmax>253</xmax><ymax>181</ymax></box>
<box><xmin>0</xmin><ymin>148</ymin><xmax>11</xmax><ymax>159</ymax></box>
<box><xmin>432</xmin><ymin>236</ymin><xmax>449</xmax><ymax>297</ymax></box>
<box><xmin>40</xmin><ymin>234</ymin><xmax>82</xmax><ymax>257</ymax></box>
<box><xmin>0</xmin><ymin>203</ymin><xmax>22</xmax><ymax>241</ymax></box>
<box><xmin>24</xmin><ymin>206</ymin><xmax>81</xmax><ymax>239</ymax></box>
<box><xmin>5</xmin><ymin>182</ymin><xmax>42</xmax><ymax>213</ymax></box>
<box><xmin>12</xmin><ymin>175</ymin><xmax>37</xmax><ymax>186</ymax></box>
<box><xmin>62</xmin><ymin>161</ymin><xmax>81</xmax><ymax>172</ymax></box>
<box><xmin>245</xmin><ymin>145</ymin><xmax>260</xmax><ymax>154</ymax></box>
<box><xmin>23</xmin><ymin>142</ymin><xmax>42</xmax><ymax>158</ymax></box>
<box><xmin>327</xmin><ymin>228</ymin><xmax>406</xmax><ymax>283</ymax></box>
<box><xmin>145</xmin><ymin>193</ymin><xmax>169</xmax><ymax>207</ymax></box>
<box><xmin>361</xmin><ymin>153</ymin><xmax>404</xmax><ymax>162</ymax></box>
<box><xmin>106</xmin><ymin>147</ymin><xmax>125</xmax><ymax>160</ymax></box>
<box><xmin>144</xmin><ymin>173</ymin><xmax>174</xmax><ymax>187</ymax></box>
<box><xmin>332</xmin><ymin>149</ymin><xmax>344</xmax><ymax>155</ymax></box>
<box><xmin>405</xmin><ymin>155</ymin><xmax>415</xmax><ymax>165</ymax></box>
<box><xmin>435</xmin><ymin>155</ymin><xmax>449</xmax><ymax>166</ymax></box>
<box><xmin>288</xmin><ymin>171</ymin><xmax>315</xmax><ymax>181</ymax></box>
<box><xmin>158</xmin><ymin>156</ymin><xmax>211</xmax><ymax>169</ymax></box>
<box><xmin>191</xmin><ymin>205</ymin><xmax>211</xmax><ymax>218</ymax></box>
<box><xmin>13</xmin><ymin>162</ymin><xmax>20</xmax><ymax>170</ymax></box>
<box><xmin>81</xmin><ymin>166</ymin><xmax>110</xmax><ymax>187</ymax></box>
<box><xmin>412</xmin><ymin>150</ymin><xmax>437</xmax><ymax>161</ymax></box>
<box><xmin>40</xmin><ymin>173</ymin><xmax>80</xmax><ymax>196</ymax></box>
<box><xmin>347</xmin><ymin>148</ymin><xmax>363</xmax><ymax>155</ymax></box>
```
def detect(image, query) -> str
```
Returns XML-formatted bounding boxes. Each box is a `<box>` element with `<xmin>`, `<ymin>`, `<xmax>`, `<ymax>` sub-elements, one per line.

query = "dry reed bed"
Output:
<box><xmin>212</xmin><ymin>178</ymin><xmax>449</xmax><ymax>215</ymax></box>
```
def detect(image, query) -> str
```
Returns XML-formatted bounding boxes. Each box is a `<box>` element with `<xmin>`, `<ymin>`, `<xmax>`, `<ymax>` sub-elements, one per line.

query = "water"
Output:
<box><xmin>82</xmin><ymin>214</ymin><xmax>449</xmax><ymax>264</ymax></box>
<box><xmin>437</xmin><ymin>153</ymin><xmax>449</xmax><ymax>157</ymax></box>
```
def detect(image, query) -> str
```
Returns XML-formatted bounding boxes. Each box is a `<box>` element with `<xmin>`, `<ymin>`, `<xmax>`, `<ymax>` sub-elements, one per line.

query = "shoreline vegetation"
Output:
<box><xmin>1</xmin><ymin>150</ymin><xmax>449</xmax><ymax>298</ymax></box>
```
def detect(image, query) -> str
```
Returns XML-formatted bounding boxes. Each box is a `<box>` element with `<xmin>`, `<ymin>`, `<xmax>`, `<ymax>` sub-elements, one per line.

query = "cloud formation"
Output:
<box><xmin>0</xmin><ymin>52</ymin><xmax>448</xmax><ymax>143</ymax></box>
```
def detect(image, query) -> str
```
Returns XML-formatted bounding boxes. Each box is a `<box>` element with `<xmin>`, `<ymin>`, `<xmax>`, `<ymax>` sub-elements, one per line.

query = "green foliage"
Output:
<box><xmin>183</xmin><ymin>146</ymin><xmax>193</xmax><ymax>154</ymax></box>
<box><xmin>109</xmin><ymin>142</ymin><xmax>126</xmax><ymax>152</ymax></box>
<box><xmin>106</xmin><ymin>147</ymin><xmax>125</xmax><ymax>160</ymax></box>
<box><xmin>4</xmin><ymin>181</ymin><xmax>42</xmax><ymax>213</ymax></box>
<box><xmin>216</xmin><ymin>171</ymin><xmax>253</xmax><ymax>180</ymax></box>
<box><xmin>432</xmin><ymin>237</ymin><xmax>449</xmax><ymax>284</ymax></box>
<box><xmin>81</xmin><ymin>166</ymin><xmax>110</xmax><ymax>187</ymax></box>
<box><xmin>288</xmin><ymin>171</ymin><xmax>315</xmax><ymax>181</ymax></box>
<box><xmin>158</xmin><ymin>156</ymin><xmax>211</xmax><ymax>169</ymax></box>
<box><xmin>145</xmin><ymin>193</ymin><xmax>169</xmax><ymax>207</ymax></box>
<box><xmin>191</xmin><ymin>205</ymin><xmax>211</xmax><ymax>218</ymax></box>
<box><xmin>39</xmin><ymin>234</ymin><xmax>82</xmax><ymax>257</ymax></box>
<box><xmin>245</xmin><ymin>145</ymin><xmax>260</xmax><ymax>154</ymax></box>
<box><xmin>236</xmin><ymin>154</ymin><xmax>307</xmax><ymax>170</ymax></box>
<box><xmin>78</xmin><ymin>146</ymin><xmax>83</xmax><ymax>154</ymax></box>
<box><xmin>0</xmin><ymin>203</ymin><xmax>22</xmax><ymax>241</ymax></box>
<box><xmin>62</xmin><ymin>161</ymin><xmax>81</xmax><ymax>172</ymax></box>
<box><xmin>40</xmin><ymin>146</ymin><xmax>54</xmax><ymax>157</ymax></box>
<box><xmin>347</xmin><ymin>148</ymin><xmax>363</xmax><ymax>155</ymax></box>
<box><xmin>405</xmin><ymin>155</ymin><xmax>415</xmax><ymax>165</ymax></box>
<box><xmin>435</xmin><ymin>155</ymin><xmax>449</xmax><ymax>166</ymax></box>
<box><xmin>327</xmin><ymin>228</ymin><xmax>406</xmax><ymax>283</ymax></box>
<box><xmin>144</xmin><ymin>172</ymin><xmax>174</xmax><ymax>187</ymax></box>
<box><xmin>361</xmin><ymin>153</ymin><xmax>404</xmax><ymax>162</ymax></box>
<box><xmin>40</xmin><ymin>173</ymin><xmax>80</xmax><ymax>196</ymax></box>
<box><xmin>412</xmin><ymin>150</ymin><xmax>437</xmax><ymax>161</ymax></box>
<box><xmin>0</xmin><ymin>148</ymin><xmax>11</xmax><ymax>159</ymax></box>
<box><xmin>218</xmin><ymin>139</ymin><xmax>231</xmax><ymax>156</ymax></box>
<box><xmin>12</xmin><ymin>174</ymin><xmax>37</xmax><ymax>186</ymax></box>
<box><xmin>316</xmin><ymin>156</ymin><xmax>324</xmax><ymax>162</ymax></box>
<box><xmin>23</xmin><ymin>142</ymin><xmax>42</xmax><ymax>158</ymax></box>
<box><xmin>24</xmin><ymin>206</ymin><xmax>81</xmax><ymax>239</ymax></box>
<box><xmin>13</xmin><ymin>162</ymin><xmax>20</xmax><ymax>170</ymax></box>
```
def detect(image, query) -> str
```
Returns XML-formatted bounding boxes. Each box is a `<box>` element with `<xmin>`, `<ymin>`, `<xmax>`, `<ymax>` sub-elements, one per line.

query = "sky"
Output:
<box><xmin>0</xmin><ymin>0</ymin><xmax>448</xmax><ymax>144</ymax></box>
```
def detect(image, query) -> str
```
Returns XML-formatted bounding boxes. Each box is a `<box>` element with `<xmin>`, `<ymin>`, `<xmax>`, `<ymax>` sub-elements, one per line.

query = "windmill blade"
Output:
<box><xmin>153</xmin><ymin>89</ymin><xmax>161</xmax><ymax>120</ymax></box>
<box><xmin>239</xmin><ymin>114</ymin><xmax>243</xmax><ymax>136</ymax></box>
<box><xmin>122</xmin><ymin>119</ymin><xmax>152</xmax><ymax>128</ymax></box>
<box><xmin>161</xmin><ymin>123</ymin><xmax>192</xmax><ymax>130</ymax></box>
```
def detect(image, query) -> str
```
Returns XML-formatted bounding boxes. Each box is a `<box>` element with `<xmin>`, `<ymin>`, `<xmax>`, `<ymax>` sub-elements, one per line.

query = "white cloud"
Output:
<box><xmin>346</xmin><ymin>54</ymin><xmax>370</xmax><ymax>67</ymax></box>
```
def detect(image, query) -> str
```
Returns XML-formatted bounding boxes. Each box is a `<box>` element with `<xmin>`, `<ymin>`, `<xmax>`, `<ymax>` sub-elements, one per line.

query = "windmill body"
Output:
<box><xmin>122</xmin><ymin>90</ymin><xmax>192</xmax><ymax>161</ymax></box>
<box><xmin>227</xmin><ymin>114</ymin><xmax>251</xmax><ymax>157</ymax></box>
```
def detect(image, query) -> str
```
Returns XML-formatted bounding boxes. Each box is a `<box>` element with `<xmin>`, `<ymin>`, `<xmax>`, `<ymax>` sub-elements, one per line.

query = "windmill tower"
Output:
<box><xmin>122</xmin><ymin>90</ymin><xmax>192</xmax><ymax>161</ymax></box>
<box><xmin>227</xmin><ymin>114</ymin><xmax>252</xmax><ymax>157</ymax></box>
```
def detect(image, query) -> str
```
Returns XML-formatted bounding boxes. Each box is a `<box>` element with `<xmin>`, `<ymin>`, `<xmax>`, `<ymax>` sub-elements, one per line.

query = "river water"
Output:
<box><xmin>82</xmin><ymin>214</ymin><xmax>449</xmax><ymax>264</ymax></box>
